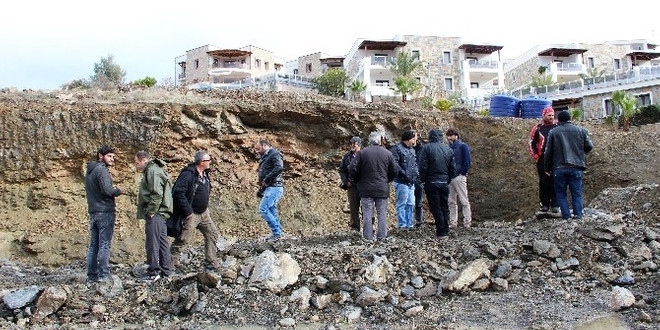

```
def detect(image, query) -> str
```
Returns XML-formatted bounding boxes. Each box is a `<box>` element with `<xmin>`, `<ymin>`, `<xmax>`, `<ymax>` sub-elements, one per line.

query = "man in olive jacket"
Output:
<box><xmin>135</xmin><ymin>150</ymin><xmax>174</xmax><ymax>280</ymax></box>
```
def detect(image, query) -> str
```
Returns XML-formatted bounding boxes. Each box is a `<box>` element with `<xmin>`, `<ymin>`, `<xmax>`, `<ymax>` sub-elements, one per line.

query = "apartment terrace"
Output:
<box><xmin>510</xmin><ymin>66</ymin><xmax>660</xmax><ymax>100</ymax></box>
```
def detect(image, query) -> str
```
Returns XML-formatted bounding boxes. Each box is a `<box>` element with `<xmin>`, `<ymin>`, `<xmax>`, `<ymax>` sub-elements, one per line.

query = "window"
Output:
<box><xmin>444</xmin><ymin>77</ymin><xmax>453</xmax><ymax>90</ymax></box>
<box><xmin>470</xmin><ymin>82</ymin><xmax>479</xmax><ymax>88</ymax></box>
<box><xmin>411</xmin><ymin>50</ymin><xmax>420</xmax><ymax>59</ymax></box>
<box><xmin>604</xmin><ymin>99</ymin><xmax>620</xmax><ymax>117</ymax></box>
<box><xmin>466</xmin><ymin>57</ymin><xmax>478</xmax><ymax>63</ymax></box>
<box><xmin>587</xmin><ymin>57</ymin><xmax>595</xmax><ymax>69</ymax></box>
<box><xmin>375</xmin><ymin>80</ymin><xmax>389</xmax><ymax>86</ymax></box>
<box><xmin>416</xmin><ymin>77</ymin><xmax>421</xmax><ymax>82</ymax></box>
<box><xmin>265</xmin><ymin>62</ymin><xmax>269</xmax><ymax>70</ymax></box>
<box><xmin>293</xmin><ymin>69</ymin><xmax>299</xmax><ymax>75</ymax></box>
<box><xmin>442</xmin><ymin>51</ymin><xmax>451</xmax><ymax>65</ymax></box>
<box><xmin>194</xmin><ymin>59</ymin><xmax>199</xmax><ymax>69</ymax></box>
<box><xmin>613</xmin><ymin>58</ymin><xmax>621</xmax><ymax>70</ymax></box>
<box><xmin>637</xmin><ymin>93</ymin><xmax>651</xmax><ymax>106</ymax></box>
<box><xmin>255</xmin><ymin>59</ymin><xmax>261</xmax><ymax>68</ymax></box>
<box><xmin>306</xmin><ymin>63</ymin><xmax>312</xmax><ymax>73</ymax></box>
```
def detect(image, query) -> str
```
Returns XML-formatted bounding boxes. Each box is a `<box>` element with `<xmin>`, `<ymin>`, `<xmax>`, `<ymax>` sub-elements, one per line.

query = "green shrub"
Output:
<box><xmin>133</xmin><ymin>76</ymin><xmax>157</xmax><ymax>87</ymax></box>
<box><xmin>569</xmin><ymin>108</ymin><xmax>582</xmax><ymax>121</ymax></box>
<box><xmin>629</xmin><ymin>104</ymin><xmax>660</xmax><ymax>126</ymax></box>
<box><xmin>61</xmin><ymin>79</ymin><xmax>91</xmax><ymax>90</ymax></box>
<box><xmin>435</xmin><ymin>98</ymin><xmax>455</xmax><ymax>112</ymax></box>
<box><xmin>477</xmin><ymin>109</ymin><xmax>489</xmax><ymax>116</ymax></box>
<box><xmin>421</xmin><ymin>96</ymin><xmax>434</xmax><ymax>109</ymax></box>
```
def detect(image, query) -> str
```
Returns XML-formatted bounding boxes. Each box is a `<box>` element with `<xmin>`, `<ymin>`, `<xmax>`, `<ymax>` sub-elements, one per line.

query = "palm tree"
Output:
<box><xmin>611</xmin><ymin>90</ymin><xmax>638</xmax><ymax>132</ymax></box>
<box><xmin>579</xmin><ymin>67</ymin><xmax>606</xmax><ymax>79</ymax></box>
<box><xmin>389</xmin><ymin>51</ymin><xmax>423</xmax><ymax>103</ymax></box>
<box><xmin>530</xmin><ymin>74</ymin><xmax>554</xmax><ymax>88</ymax></box>
<box><xmin>348</xmin><ymin>80</ymin><xmax>367</xmax><ymax>102</ymax></box>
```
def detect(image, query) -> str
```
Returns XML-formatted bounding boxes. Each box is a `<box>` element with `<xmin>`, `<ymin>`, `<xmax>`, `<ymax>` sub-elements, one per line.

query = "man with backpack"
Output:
<box><xmin>528</xmin><ymin>107</ymin><xmax>560</xmax><ymax>215</ymax></box>
<box><xmin>170</xmin><ymin>150</ymin><xmax>221</xmax><ymax>272</ymax></box>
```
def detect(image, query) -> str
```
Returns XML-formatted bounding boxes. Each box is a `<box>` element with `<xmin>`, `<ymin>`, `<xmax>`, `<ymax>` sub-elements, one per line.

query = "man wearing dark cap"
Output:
<box><xmin>446</xmin><ymin>128</ymin><xmax>472</xmax><ymax>228</ymax></box>
<box><xmin>85</xmin><ymin>145</ymin><xmax>122</xmax><ymax>284</ymax></box>
<box><xmin>528</xmin><ymin>106</ymin><xmax>559</xmax><ymax>215</ymax></box>
<box><xmin>544</xmin><ymin>110</ymin><xmax>593</xmax><ymax>220</ymax></box>
<box><xmin>419</xmin><ymin>129</ymin><xmax>457</xmax><ymax>240</ymax></box>
<box><xmin>339</xmin><ymin>136</ymin><xmax>362</xmax><ymax>232</ymax></box>
<box><xmin>390</xmin><ymin>130</ymin><xmax>419</xmax><ymax>229</ymax></box>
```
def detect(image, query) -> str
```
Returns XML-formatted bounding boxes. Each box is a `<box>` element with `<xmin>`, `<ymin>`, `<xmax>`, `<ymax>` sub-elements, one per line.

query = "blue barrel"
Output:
<box><xmin>520</xmin><ymin>97</ymin><xmax>552</xmax><ymax>119</ymax></box>
<box><xmin>489</xmin><ymin>94</ymin><xmax>520</xmax><ymax>117</ymax></box>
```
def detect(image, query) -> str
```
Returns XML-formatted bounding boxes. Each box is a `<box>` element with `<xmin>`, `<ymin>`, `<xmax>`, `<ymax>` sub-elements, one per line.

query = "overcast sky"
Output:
<box><xmin>1</xmin><ymin>0</ymin><xmax>658</xmax><ymax>90</ymax></box>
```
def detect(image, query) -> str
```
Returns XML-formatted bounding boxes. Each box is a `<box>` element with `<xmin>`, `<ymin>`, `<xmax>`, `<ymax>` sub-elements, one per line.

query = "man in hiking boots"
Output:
<box><xmin>528</xmin><ymin>107</ymin><xmax>560</xmax><ymax>217</ymax></box>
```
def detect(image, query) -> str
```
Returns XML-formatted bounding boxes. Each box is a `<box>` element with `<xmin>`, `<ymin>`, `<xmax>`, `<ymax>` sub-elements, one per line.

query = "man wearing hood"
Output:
<box><xmin>85</xmin><ymin>145</ymin><xmax>122</xmax><ymax>284</ymax></box>
<box><xmin>135</xmin><ymin>150</ymin><xmax>175</xmax><ymax>281</ymax></box>
<box><xmin>170</xmin><ymin>150</ymin><xmax>221</xmax><ymax>271</ymax></box>
<box><xmin>418</xmin><ymin>129</ymin><xmax>457</xmax><ymax>240</ymax></box>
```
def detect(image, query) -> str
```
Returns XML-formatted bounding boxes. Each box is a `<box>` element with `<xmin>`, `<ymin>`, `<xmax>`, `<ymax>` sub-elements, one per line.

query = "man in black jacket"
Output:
<box><xmin>170</xmin><ymin>150</ymin><xmax>221</xmax><ymax>271</ymax></box>
<box><xmin>390</xmin><ymin>130</ymin><xmax>419</xmax><ymax>229</ymax></box>
<box><xmin>348</xmin><ymin>131</ymin><xmax>398</xmax><ymax>241</ymax></box>
<box><xmin>419</xmin><ymin>129</ymin><xmax>457</xmax><ymax>240</ymax></box>
<box><xmin>255</xmin><ymin>139</ymin><xmax>285</xmax><ymax>242</ymax></box>
<box><xmin>85</xmin><ymin>145</ymin><xmax>122</xmax><ymax>284</ymax></box>
<box><xmin>544</xmin><ymin>110</ymin><xmax>593</xmax><ymax>220</ymax></box>
<box><xmin>339</xmin><ymin>136</ymin><xmax>362</xmax><ymax>232</ymax></box>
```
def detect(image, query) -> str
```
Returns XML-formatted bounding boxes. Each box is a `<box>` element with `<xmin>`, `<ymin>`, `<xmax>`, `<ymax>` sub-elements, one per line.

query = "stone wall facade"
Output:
<box><xmin>582</xmin><ymin>44</ymin><xmax>630</xmax><ymax>74</ymax></box>
<box><xmin>582</xmin><ymin>85</ymin><xmax>660</xmax><ymax>119</ymax></box>
<box><xmin>245</xmin><ymin>46</ymin><xmax>279</xmax><ymax>78</ymax></box>
<box><xmin>297</xmin><ymin>53</ymin><xmax>324</xmax><ymax>78</ymax></box>
<box><xmin>399</xmin><ymin>35</ymin><xmax>462</xmax><ymax>97</ymax></box>
<box><xmin>504</xmin><ymin>56</ymin><xmax>540</xmax><ymax>91</ymax></box>
<box><xmin>185</xmin><ymin>45</ymin><xmax>212</xmax><ymax>85</ymax></box>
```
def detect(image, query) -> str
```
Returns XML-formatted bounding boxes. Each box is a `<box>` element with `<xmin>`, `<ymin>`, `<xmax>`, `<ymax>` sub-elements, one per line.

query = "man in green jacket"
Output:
<box><xmin>135</xmin><ymin>150</ymin><xmax>174</xmax><ymax>281</ymax></box>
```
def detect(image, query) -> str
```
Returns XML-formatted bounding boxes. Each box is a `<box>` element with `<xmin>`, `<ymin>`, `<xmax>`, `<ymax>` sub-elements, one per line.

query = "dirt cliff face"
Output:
<box><xmin>0</xmin><ymin>89</ymin><xmax>658</xmax><ymax>266</ymax></box>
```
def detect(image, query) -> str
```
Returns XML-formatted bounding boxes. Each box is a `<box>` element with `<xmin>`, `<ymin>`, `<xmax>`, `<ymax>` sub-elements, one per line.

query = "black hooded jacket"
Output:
<box><xmin>418</xmin><ymin>129</ymin><xmax>457</xmax><ymax>184</ymax></box>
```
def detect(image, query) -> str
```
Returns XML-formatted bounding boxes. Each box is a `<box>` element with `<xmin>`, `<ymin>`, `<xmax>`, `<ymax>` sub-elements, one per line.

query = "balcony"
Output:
<box><xmin>209</xmin><ymin>62</ymin><xmax>251</xmax><ymax>77</ymax></box>
<box><xmin>371</xmin><ymin>56</ymin><xmax>390</xmax><ymax>67</ymax></box>
<box><xmin>177</xmin><ymin>73</ymin><xmax>186</xmax><ymax>81</ymax></box>
<box><xmin>467</xmin><ymin>59</ymin><xmax>498</xmax><ymax>69</ymax></box>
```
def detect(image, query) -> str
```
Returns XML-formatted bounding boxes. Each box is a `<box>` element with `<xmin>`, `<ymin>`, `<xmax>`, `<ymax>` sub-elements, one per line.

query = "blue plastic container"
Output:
<box><xmin>489</xmin><ymin>95</ymin><xmax>520</xmax><ymax>117</ymax></box>
<box><xmin>520</xmin><ymin>97</ymin><xmax>552</xmax><ymax>119</ymax></box>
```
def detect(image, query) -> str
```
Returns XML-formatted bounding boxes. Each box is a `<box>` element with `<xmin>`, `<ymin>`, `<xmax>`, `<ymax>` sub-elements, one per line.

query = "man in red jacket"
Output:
<box><xmin>527</xmin><ymin>107</ymin><xmax>559</xmax><ymax>215</ymax></box>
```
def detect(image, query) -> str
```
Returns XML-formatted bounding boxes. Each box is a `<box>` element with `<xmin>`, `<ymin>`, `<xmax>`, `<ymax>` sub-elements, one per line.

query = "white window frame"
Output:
<box><xmin>442</xmin><ymin>51</ymin><xmax>452</xmax><ymax>65</ymax></box>
<box><xmin>444</xmin><ymin>77</ymin><xmax>454</xmax><ymax>91</ymax></box>
<box><xmin>613</xmin><ymin>58</ymin><xmax>621</xmax><ymax>70</ymax></box>
<box><xmin>587</xmin><ymin>57</ymin><xmax>595</xmax><ymax>69</ymax></box>
<box><xmin>411</xmin><ymin>50</ymin><xmax>421</xmax><ymax>59</ymax></box>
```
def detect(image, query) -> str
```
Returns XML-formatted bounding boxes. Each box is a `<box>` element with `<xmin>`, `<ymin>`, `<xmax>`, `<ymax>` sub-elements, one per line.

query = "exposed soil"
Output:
<box><xmin>0</xmin><ymin>88</ymin><xmax>658</xmax><ymax>329</ymax></box>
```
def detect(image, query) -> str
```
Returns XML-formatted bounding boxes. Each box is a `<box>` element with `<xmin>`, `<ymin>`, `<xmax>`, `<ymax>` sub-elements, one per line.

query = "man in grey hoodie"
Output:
<box><xmin>85</xmin><ymin>145</ymin><xmax>122</xmax><ymax>284</ymax></box>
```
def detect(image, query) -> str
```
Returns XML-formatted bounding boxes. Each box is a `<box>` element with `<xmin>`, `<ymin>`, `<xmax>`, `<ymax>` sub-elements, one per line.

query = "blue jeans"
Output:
<box><xmin>259</xmin><ymin>186</ymin><xmax>284</xmax><ymax>236</ymax></box>
<box><xmin>394</xmin><ymin>182</ymin><xmax>415</xmax><ymax>228</ymax></box>
<box><xmin>86</xmin><ymin>212</ymin><xmax>116</xmax><ymax>281</ymax></box>
<box><xmin>553</xmin><ymin>167</ymin><xmax>584</xmax><ymax>219</ymax></box>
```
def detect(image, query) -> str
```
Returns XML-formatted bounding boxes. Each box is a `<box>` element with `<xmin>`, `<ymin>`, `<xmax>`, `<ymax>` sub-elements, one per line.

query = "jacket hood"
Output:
<box><xmin>428</xmin><ymin>129</ymin><xmax>444</xmax><ymax>142</ymax></box>
<box><xmin>152</xmin><ymin>158</ymin><xmax>167</xmax><ymax>167</ymax></box>
<box><xmin>86</xmin><ymin>161</ymin><xmax>103</xmax><ymax>175</ymax></box>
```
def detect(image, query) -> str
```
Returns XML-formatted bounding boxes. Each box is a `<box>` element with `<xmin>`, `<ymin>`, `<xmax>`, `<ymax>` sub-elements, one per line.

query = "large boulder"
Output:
<box><xmin>248</xmin><ymin>250</ymin><xmax>301</xmax><ymax>293</ymax></box>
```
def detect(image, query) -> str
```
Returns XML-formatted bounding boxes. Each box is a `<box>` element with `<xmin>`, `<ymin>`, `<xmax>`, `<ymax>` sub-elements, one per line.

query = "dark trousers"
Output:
<box><xmin>86</xmin><ymin>212</ymin><xmax>116</xmax><ymax>281</ymax></box>
<box><xmin>425</xmin><ymin>182</ymin><xmax>450</xmax><ymax>237</ymax></box>
<box><xmin>414</xmin><ymin>182</ymin><xmax>424</xmax><ymax>225</ymax></box>
<box><xmin>145</xmin><ymin>214</ymin><xmax>174</xmax><ymax>276</ymax></box>
<box><xmin>537</xmin><ymin>159</ymin><xmax>557</xmax><ymax>208</ymax></box>
<box><xmin>347</xmin><ymin>186</ymin><xmax>361</xmax><ymax>230</ymax></box>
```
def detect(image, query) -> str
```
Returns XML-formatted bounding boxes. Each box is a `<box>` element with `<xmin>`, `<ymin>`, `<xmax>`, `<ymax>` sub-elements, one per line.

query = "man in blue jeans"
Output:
<box><xmin>390</xmin><ymin>130</ymin><xmax>418</xmax><ymax>229</ymax></box>
<box><xmin>85</xmin><ymin>145</ymin><xmax>122</xmax><ymax>284</ymax></box>
<box><xmin>544</xmin><ymin>110</ymin><xmax>593</xmax><ymax>220</ymax></box>
<box><xmin>255</xmin><ymin>140</ymin><xmax>285</xmax><ymax>242</ymax></box>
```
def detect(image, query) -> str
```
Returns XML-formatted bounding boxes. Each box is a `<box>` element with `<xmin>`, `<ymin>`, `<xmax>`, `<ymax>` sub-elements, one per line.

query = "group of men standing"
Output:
<box><xmin>340</xmin><ymin>128</ymin><xmax>472</xmax><ymax>242</ymax></box>
<box><xmin>85</xmin><ymin>140</ymin><xmax>285</xmax><ymax>284</ymax></box>
<box><xmin>528</xmin><ymin>107</ymin><xmax>594</xmax><ymax>220</ymax></box>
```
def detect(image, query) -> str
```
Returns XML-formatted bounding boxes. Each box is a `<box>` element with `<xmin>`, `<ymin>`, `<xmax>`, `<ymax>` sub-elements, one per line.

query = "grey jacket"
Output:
<box><xmin>544</xmin><ymin>122</ymin><xmax>593</xmax><ymax>171</ymax></box>
<box><xmin>85</xmin><ymin>161</ymin><xmax>121</xmax><ymax>213</ymax></box>
<box><xmin>348</xmin><ymin>144</ymin><xmax>398</xmax><ymax>199</ymax></box>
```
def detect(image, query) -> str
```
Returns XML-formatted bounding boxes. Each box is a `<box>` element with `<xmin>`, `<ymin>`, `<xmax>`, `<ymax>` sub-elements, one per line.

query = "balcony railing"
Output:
<box><xmin>467</xmin><ymin>59</ymin><xmax>498</xmax><ymax>69</ymax></box>
<box><xmin>211</xmin><ymin>62</ymin><xmax>249</xmax><ymax>69</ymax></box>
<box><xmin>554</xmin><ymin>62</ymin><xmax>583</xmax><ymax>72</ymax></box>
<box><xmin>178</xmin><ymin>73</ymin><xmax>186</xmax><ymax>80</ymax></box>
<box><xmin>193</xmin><ymin>73</ymin><xmax>314</xmax><ymax>91</ymax></box>
<box><xmin>371</xmin><ymin>56</ymin><xmax>390</xmax><ymax>66</ymax></box>
<box><xmin>510</xmin><ymin>66</ymin><xmax>660</xmax><ymax>99</ymax></box>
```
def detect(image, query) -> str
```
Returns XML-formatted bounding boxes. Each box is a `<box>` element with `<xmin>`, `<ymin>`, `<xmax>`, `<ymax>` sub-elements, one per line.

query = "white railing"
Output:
<box><xmin>194</xmin><ymin>73</ymin><xmax>314</xmax><ymax>91</ymax></box>
<box><xmin>211</xmin><ymin>63</ymin><xmax>249</xmax><ymax>69</ymax></box>
<box><xmin>554</xmin><ymin>62</ymin><xmax>583</xmax><ymax>72</ymax></box>
<box><xmin>510</xmin><ymin>66</ymin><xmax>660</xmax><ymax>99</ymax></box>
<box><xmin>371</xmin><ymin>56</ymin><xmax>390</xmax><ymax>66</ymax></box>
<box><xmin>467</xmin><ymin>59</ymin><xmax>498</xmax><ymax>69</ymax></box>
